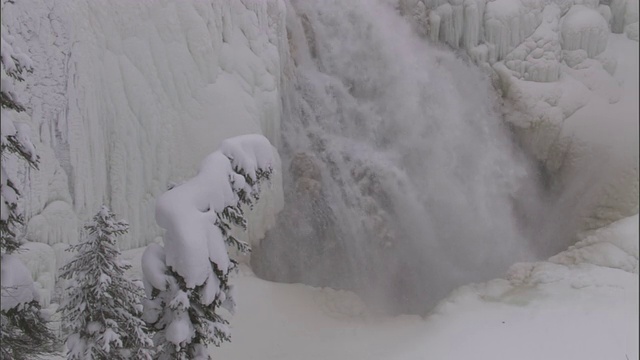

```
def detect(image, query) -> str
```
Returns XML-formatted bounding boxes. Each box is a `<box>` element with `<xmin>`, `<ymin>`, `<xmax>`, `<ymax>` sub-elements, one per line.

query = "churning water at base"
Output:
<box><xmin>252</xmin><ymin>0</ymin><xmax>550</xmax><ymax>314</ymax></box>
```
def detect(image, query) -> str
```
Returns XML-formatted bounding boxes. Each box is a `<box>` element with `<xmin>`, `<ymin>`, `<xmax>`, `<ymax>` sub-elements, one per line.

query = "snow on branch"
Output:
<box><xmin>154</xmin><ymin>134</ymin><xmax>274</xmax><ymax>288</ymax></box>
<box><xmin>143</xmin><ymin>134</ymin><xmax>274</xmax><ymax>359</ymax></box>
<box><xmin>1</xmin><ymin>23</ymin><xmax>57</xmax><ymax>360</ymax></box>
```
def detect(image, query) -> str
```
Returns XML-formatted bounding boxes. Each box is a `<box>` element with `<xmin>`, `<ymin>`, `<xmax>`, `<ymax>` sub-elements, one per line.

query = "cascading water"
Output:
<box><xmin>252</xmin><ymin>0</ymin><xmax>550</xmax><ymax>314</ymax></box>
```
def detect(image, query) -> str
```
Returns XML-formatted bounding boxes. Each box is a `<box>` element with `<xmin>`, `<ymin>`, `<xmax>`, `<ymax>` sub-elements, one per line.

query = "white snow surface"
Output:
<box><xmin>87</xmin><ymin>213</ymin><xmax>637</xmax><ymax>360</ymax></box>
<box><xmin>0</xmin><ymin>0</ymin><xmax>285</xmax><ymax>253</ymax></box>
<box><xmin>220</xmin><ymin>214</ymin><xmax>639</xmax><ymax>360</ymax></box>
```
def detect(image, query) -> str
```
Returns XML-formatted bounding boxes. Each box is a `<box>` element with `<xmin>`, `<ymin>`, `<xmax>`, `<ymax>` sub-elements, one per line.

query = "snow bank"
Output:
<box><xmin>549</xmin><ymin>214</ymin><xmax>638</xmax><ymax>273</ymax></box>
<box><xmin>78</xmin><ymin>212</ymin><xmax>636</xmax><ymax>360</ymax></box>
<box><xmin>1</xmin><ymin>0</ymin><xmax>286</xmax><ymax>251</ymax></box>
<box><xmin>209</xmin><ymin>214</ymin><xmax>639</xmax><ymax>360</ymax></box>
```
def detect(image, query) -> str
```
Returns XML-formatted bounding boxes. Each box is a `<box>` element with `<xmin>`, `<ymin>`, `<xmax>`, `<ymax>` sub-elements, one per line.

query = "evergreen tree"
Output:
<box><xmin>1</xmin><ymin>25</ymin><xmax>38</xmax><ymax>255</ymax></box>
<box><xmin>143</xmin><ymin>141</ymin><xmax>273</xmax><ymax>360</ymax></box>
<box><xmin>59</xmin><ymin>206</ymin><xmax>154</xmax><ymax>360</ymax></box>
<box><xmin>1</xmin><ymin>24</ymin><xmax>57</xmax><ymax>360</ymax></box>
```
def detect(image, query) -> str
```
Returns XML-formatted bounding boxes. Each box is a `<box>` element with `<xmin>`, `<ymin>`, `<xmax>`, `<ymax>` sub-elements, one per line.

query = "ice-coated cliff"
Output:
<box><xmin>1</xmin><ymin>0</ymin><xmax>286</xmax><ymax>253</ymax></box>
<box><xmin>1</xmin><ymin>0</ymin><xmax>287</xmax><ymax>308</ymax></box>
<box><xmin>400</xmin><ymin>0</ymin><xmax>639</xmax><ymax>235</ymax></box>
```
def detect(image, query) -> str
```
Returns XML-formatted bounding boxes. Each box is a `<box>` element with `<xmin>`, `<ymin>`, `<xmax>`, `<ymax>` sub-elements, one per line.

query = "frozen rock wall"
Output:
<box><xmin>1</xmin><ymin>0</ymin><xmax>286</xmax><ymax>254</ymax></box>
<box><xmin>400</xmin><ymin>0</ymin><xmax>639</xmax><ymax>237</ymax></box>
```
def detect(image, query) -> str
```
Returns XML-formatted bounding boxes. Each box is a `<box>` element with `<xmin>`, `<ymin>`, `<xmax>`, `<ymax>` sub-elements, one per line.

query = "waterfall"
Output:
<box><xmin>252</xmin><ymin>0</ymin><xmax>549</xmax><ymax>314</ymax></box>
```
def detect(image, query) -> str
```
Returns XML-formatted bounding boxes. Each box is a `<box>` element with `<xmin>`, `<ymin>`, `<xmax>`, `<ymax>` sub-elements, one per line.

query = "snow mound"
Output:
<box><xmin>549</xmin><ymin>214</ymin><xmax>639</xmax><ymax>273</ymax></box>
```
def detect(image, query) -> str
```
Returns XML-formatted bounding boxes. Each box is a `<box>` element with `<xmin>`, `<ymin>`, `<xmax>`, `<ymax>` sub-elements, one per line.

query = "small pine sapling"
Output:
<box><xmin>59</xmin><ymin>206</ymin><xmax>154</xmax><ymax>360</ymax></box>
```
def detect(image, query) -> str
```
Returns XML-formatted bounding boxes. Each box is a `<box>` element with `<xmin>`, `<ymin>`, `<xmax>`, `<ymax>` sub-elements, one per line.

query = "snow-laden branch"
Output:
<box><xmin>154</xmin><ymin>134</ymin><xmax>274</xmax><ymax>288</ymax></box>
<box><xmin>143</xmin><ymin>134</ymin><xmax>274</xmax><ymax>359</ymax></box>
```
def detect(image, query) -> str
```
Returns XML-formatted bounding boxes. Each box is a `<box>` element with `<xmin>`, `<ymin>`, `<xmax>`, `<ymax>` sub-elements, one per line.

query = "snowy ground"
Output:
<box><xmin>112</xmin><ymin>214</ymin><xmax>639</xmax><ymax>360</ymax></box>
<box><xmin>220</xmin><ymin>216</ymin><xmax>638</xmax><ymax>360</ymax></box>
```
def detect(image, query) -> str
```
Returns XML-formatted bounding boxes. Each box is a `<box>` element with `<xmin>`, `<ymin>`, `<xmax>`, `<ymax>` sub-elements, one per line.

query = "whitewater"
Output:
<box><xmin>252</xmin><ymin>0</ymin><xmax>557</xmax><ymax>314</ymax></box>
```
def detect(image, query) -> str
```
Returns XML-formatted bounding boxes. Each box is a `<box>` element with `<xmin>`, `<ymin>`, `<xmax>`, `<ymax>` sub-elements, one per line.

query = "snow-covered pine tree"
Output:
<box><xmin>59</xmin><ymin>206</ymin><xmax>154</xmax><ymax>360</ymax></box>
<box><xmin>1</xmin><ymin>24</ymin><xmax>57</xmax><ymax>360</ymax></box>
<box><xmin>1</xmin><ymin>25</ymin><xmax>38</xmax><ymax>257</ymax></box>
<box><xmin>142</xmin><ymin>135</ymin><xmax>274</xmax><ymax>360</ymax></box>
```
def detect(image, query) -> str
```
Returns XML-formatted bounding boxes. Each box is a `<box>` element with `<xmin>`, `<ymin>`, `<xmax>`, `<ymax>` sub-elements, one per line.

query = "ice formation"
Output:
<box><xmin>13</xmin><ymin>242</ymin><xmax>56</xmax><ymax>307</ymax></box>
<box><xmin>0</xmin><ymin>0</ymin><xmax>286</xmax><ymax>255</ymax></box>
<box><xmin>212</xmin><ymin>216</ymin><xmax>638</xmax><ymax>359</ymax></box>
<box><xmin>561</xmin><ymin>5</ymin><xmax>609</xmax><ymax>57</ymax></box>
<box><xmin>399</xmin><ymin>0</ymin><xmax>639</xmax><ymax>234</ymax></box>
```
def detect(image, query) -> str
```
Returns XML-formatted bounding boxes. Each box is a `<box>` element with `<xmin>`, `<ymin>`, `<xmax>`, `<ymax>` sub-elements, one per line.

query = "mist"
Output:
<box><xmin>251</xmin><ymin>0</ymin><xmax>572</xmax><ymax>314</ymax></box>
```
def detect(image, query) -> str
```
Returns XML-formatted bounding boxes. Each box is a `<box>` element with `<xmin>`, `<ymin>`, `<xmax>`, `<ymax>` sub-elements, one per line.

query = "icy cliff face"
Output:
<box><xmin>1</xmin><ymin>0</ymin><xmax>286</xmax><ymax>253</ymax></box>
<box><xmin>400</xmin><ymin>0</ymin><xmax>639</xmax><ymax>235</ymax></box>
